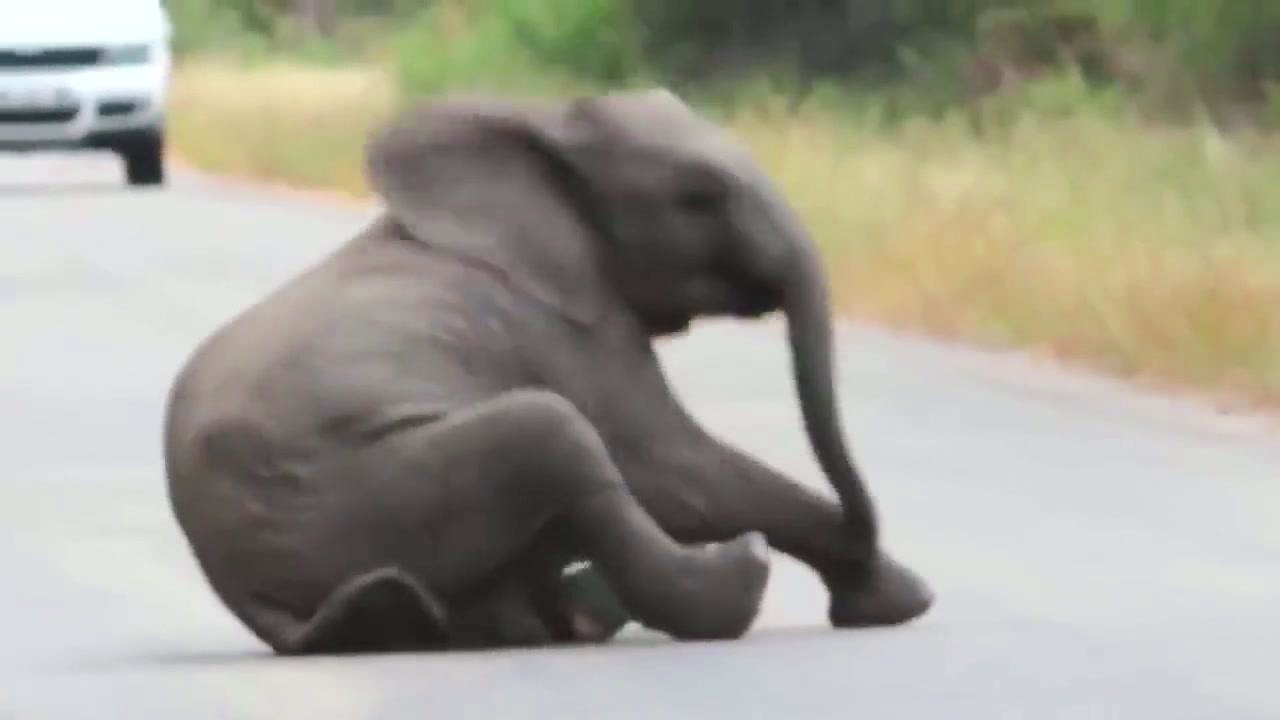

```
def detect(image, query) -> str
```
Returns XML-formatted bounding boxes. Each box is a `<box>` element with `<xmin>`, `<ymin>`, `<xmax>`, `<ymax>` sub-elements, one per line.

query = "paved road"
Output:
<box><xmin>2</xmin><ymin>155</ymin><xmax>1279</xmax><ymax>719</ymax></box>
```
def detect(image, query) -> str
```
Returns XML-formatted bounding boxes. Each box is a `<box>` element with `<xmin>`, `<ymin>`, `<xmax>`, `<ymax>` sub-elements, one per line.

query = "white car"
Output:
<box><xmin>0</xmin><ymin>0</ymin><xmax>172</xmax><ymax>186</ymax></box>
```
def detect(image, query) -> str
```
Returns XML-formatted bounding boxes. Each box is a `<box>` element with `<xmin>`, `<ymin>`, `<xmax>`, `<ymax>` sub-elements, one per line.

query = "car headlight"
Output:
<box><xmin>101</xmin><ymin>44</ymin><xmax>152</xmax><ymax>65</ymax></box>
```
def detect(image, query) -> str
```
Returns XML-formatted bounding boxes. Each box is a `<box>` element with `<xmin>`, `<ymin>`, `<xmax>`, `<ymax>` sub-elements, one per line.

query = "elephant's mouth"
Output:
<box><xmin>641</xmin><ymin>307</ymin><xmax>695</xmax><ymax>336</ymax></box>
<box><xmin>729</xmin><ymin>279</ymin><xmax>782</xmax><ymax>318</ymax></box>
<box><xmin>685</xmin><ymin>274</ymin><xmax>782</xmax><ymax>320</ymax></box>
<box><xmin>707</xmin><ymin>270</ymin><xmax>781</xmax><ymax>319</ymax></box>
<box><xmin>635</xmin><ymin>276</ymin><xmax>779</xmax><ymax>336</ymax></box>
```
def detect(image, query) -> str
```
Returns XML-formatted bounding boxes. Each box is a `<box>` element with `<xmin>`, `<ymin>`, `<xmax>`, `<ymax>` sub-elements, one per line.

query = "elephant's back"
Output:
<box><xmin>163</xmin><ymin>364</ymin><xmax>404</xmax><ymax>638</ymax></box>
<box><xmin>161</xmin><ymin>220</ymin><xmax>524</xmax><ymax>570</ymax></box>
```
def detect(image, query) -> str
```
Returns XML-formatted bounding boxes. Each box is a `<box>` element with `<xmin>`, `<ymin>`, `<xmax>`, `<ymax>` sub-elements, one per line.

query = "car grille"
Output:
<box><xmin>0</xmin><ymin>108</ymin><xmax>79</xmax><ymax>123</ymax></box>
<box><xmin>0</xmin><ymin>47</ymin><xmax>102</xmax><ymax>70</ymax></box>
<box><xmin>98</xmin><ymin>100</ymin><xmax>140</xmax><ymax>117</ymax></box>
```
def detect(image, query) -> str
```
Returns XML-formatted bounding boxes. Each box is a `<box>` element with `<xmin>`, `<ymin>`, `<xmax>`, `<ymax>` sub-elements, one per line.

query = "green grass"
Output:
<box><xmin>168</xmin><ymin>59</ymin><xmax>1280</xmax><ymax>407</ymax></box>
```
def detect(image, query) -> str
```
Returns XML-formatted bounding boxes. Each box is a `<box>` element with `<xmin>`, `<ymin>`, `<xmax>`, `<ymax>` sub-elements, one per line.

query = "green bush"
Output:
<box><xmin>170</xmin><ymin>0</ymin><xmax>1280</xmax><ymax>128</ymax></box>
<box><xmin>392</xmin><ymin>0</ymin><xmax>647</xmax><ymax>98</ymax></box>
<box><xmin>1110</xmin><ymin>0</ymin><xmax>1280</xmax><ymax>94</ymax></box>
<box><xmin>631</xmin><ymin>0</ymin><xmax>1280</xmax><ymax>114</ymax></box>
<box><xmin>165</xmin><ymin>0</ymin><xmax>257</xmax><ymax>55</ymax></box>
<box><xmin>499</xmin><ymin>0</ymin><xmax>645</xmax><ymax>83</ymax></box>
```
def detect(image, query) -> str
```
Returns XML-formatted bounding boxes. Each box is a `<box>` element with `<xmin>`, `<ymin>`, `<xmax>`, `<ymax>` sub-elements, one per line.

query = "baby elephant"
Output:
<box><xmin>164</xmin><ymin>89</ymin><xmax>933</xmax><ymax>654</ymax></box>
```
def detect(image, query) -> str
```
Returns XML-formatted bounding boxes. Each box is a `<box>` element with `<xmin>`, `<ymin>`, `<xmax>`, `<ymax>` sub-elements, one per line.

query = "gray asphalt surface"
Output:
<box><xmin>2</xmin><ymin>154</ymin><xmax>1279</xmax><ymax>719</ymax></box>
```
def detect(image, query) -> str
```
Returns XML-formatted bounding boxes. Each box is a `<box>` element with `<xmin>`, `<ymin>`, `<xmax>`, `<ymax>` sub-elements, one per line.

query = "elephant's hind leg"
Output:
<box><xmin>554</xmin><ymin>562</ymin><xmax>632</xmax><ymax>643</ymax></box>
<box><xmin>449</xmin><ymin>559</ymin><xmax>631</xmax><ymax>648</ymax></box>
<box><xmin>363</xmin><ymin>388</ymin><xmax>771</xmax><ymax>642</ymax></box>
<box><xmin>267</xmin><ymin>567</ymin><xmax>449</xmax><ymax>655</ymax></box>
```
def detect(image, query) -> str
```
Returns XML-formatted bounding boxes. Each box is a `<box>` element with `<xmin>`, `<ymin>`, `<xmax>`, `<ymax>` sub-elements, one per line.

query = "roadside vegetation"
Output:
<box><xmin>164</xmin><ymin>0</ymin><xmax>1280</xmax><ymax>406</ymax></box>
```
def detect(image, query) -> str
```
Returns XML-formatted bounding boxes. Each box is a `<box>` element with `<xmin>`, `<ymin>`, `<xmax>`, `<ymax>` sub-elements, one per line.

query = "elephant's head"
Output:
<box><xmin>364</xmin><ymin>89</ymin><xmax>878</xmax><ymax>543</ymax></box>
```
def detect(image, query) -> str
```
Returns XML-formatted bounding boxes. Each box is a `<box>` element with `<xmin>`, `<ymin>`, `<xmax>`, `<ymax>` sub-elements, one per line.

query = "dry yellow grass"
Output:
<box><xmin>735</xmin><ymin>108</ymin><xmax>1280</xmax><ymax>404</ymax></box>
<box><xmin>169</xmin><ymin>60</ymin><xmax>1280</xmax><ymax>406</ymax></box>
<box><xmin>169</xmin><ymin>61</ymin><xmax>392</xmax><ymax>196</ymax></box>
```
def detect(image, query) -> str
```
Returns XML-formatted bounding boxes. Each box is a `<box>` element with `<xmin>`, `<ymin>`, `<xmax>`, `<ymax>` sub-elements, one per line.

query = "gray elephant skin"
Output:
<box><xmin>163</xmin><ymin>89</ymin><xmax>934</xmax><ymax>654</ymax></box>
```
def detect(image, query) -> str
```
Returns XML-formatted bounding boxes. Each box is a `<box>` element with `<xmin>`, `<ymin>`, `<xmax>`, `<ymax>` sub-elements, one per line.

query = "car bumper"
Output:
<box><xmin>0</xmin><ymin>61</ymin><xmax>168</xmax><ymax>149</ymax></box>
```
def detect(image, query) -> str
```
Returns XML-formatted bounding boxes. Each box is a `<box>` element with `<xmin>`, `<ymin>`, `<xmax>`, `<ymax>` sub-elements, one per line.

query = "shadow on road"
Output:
<box><xmin>55</xmin><ymin>624</ymin><xmax>845</xmax><ymax>675</ymax></box>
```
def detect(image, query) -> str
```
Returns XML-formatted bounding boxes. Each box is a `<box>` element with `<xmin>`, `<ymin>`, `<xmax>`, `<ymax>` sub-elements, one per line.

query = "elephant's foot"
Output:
<box><xmin>654</xmin><ymin>531</ymin><xmax>771</xmax><ymax>642</ymax></box>
<box><xmin>824</xmin><ymin>553</ymin><xmax>934</xmax><ymax>629</ymax></box>
<box><xmin>555</xmin><ymin>563</ymin><xmax>632</xmax><ymax>643</ymax></box>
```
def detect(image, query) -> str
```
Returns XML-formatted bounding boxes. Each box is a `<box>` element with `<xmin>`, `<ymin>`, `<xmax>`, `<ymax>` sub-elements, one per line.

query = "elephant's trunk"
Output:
<box><xmin>771</xmin><ymin>205</ymin><xmax>880</xmax><ymax>550</ymax></box>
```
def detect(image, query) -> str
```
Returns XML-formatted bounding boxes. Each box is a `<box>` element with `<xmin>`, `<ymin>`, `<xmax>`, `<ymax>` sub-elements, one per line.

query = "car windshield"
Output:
<box><xmin>0</xmin><ymin>0</ymin><xmax>165</xmax><ymax>43</ymax></box>
<box><xmin>0</xmin><ymin>0</ymin><xmax>158</xmax><ymax>9</ymax></box>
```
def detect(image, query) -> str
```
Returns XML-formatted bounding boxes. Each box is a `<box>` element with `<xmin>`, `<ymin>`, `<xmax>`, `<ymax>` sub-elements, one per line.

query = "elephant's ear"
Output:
<box><xmin>362</xmin><ymin>98</ymin><xmax>609</xmax><ymax>327</ymax></box>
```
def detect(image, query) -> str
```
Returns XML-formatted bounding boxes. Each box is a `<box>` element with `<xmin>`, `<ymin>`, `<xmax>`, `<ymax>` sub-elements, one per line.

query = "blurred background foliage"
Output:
<box><xmin>164</xmin><ymin>0</ymin><xmax>1280</xmax><ymax>125</ymax></box>
<box><xmin>164</xmin><ymin>1</ymin><xmax>1280</xmax><ymax>404</ymax></box>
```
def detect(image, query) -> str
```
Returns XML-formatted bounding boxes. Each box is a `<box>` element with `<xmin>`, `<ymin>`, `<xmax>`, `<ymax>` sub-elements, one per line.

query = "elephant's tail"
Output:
<box><xmin>241</xmin><ymin>567</ymin><xmax>451</xmax><ymax>656</ymax></box>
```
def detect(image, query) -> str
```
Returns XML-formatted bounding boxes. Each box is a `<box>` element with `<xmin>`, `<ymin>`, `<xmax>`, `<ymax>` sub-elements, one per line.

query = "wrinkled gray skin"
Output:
<box><xmin>164</xmin><ymin>89</ymin><xmax>934</xmax><ymax>654</ymax></box>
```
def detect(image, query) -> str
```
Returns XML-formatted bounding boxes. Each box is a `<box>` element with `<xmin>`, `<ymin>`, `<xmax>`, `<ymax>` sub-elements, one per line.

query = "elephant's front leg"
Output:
<box><xmin>617</xmin><ymin>422</ymin><xmax>933</xmax><ymax>629</ymax></box>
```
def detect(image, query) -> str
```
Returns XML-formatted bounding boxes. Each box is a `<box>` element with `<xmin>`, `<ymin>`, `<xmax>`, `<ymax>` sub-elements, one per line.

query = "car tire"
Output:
<box><xmin>121</xmin><ymin>132</ymin><xmax>165</xmax><ymax>187</ymax></box>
